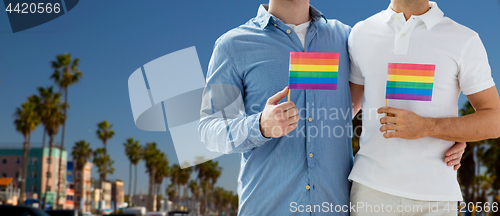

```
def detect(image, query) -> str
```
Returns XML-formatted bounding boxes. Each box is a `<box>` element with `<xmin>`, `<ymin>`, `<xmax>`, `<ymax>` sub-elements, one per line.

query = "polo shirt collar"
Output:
<box><xmin>380</xmin><ymin>1</ymin><xmax>444</xmax><ymax>30</ymax></box>
<box><xmin>417</xmin><ymin>2</ymin><xmax>444</xmax><ymax>30</ymax></box>
<box><xmin>255</xmin><ymin>4</ymin><xmax>327</xmax><ymax>29</ymax></box>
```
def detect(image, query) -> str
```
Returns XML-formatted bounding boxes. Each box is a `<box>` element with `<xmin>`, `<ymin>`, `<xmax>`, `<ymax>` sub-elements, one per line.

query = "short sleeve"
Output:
<box><xmin>348</xmin><ymin>29</ymin><xmax>365</xmax><ymax>85</ymax></box>
<box><xmin>458</xmin><ymin>34</ymin><xmax>495</xmax><ymax>95</ymax></box>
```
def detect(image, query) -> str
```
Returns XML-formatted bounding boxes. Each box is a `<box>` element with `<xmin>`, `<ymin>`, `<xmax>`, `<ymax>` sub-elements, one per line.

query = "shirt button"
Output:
<box><xmin>286</xmin><ymin>29</ymin><xmax>291</xmax><ymax>34</ymax></box>
<box><xmin>306</xmin><ymin>185</ymin><xmax>311</xmax><ymax>190</ymax></box>
<box><xmin>308</xmin><ymin>117</ymin><xmax>313</xmax><ymax>122</ymax></box>
<box><xmin>309</xmin><ymin>153</ymin><xmax>313</xmax><ymax>158</ymax></box>
<box><xmin>274</xmin><ymin>24</ymin><xmax>277</xmax><ymax>27</ymax></box>
<box><xmin>396</xmin><ymin>16</ymin><xmax>400</xmax><ymax>20</ymax></box>
<box><xmin>273</xmin><ymin>17</ymin><xmax>276</xmax><ymax>21</ymax></box>
<box><xmin>401</xmin><ymin>33</ymin><xmax>406</xmax><ymax>37</ymax></box>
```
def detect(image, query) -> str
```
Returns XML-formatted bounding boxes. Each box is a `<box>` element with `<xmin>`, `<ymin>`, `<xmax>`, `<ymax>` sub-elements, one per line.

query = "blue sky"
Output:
<box><xmin>0</xmin><ymin>1</ymin><xmax>499</xmax><ymax>195</ymax></box>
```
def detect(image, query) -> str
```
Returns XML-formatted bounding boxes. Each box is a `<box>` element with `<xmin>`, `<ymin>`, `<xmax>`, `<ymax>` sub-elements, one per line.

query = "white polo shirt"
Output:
<box><xmin>348</xmin><ymin>2</ymin><xmax>495</xmax><ymax>201</ymax></box>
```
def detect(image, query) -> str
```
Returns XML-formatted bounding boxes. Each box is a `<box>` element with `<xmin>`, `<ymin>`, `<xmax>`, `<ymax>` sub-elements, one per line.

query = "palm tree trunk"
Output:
<box><xmin>42</xmin><ymin>135</ymin><xmax>55</xmax><ymax>210</ymax></box>
<box><xmin>55</xmin><ymin>145</ymin><xmax>65</xmax><ymax>209</ymax></box>
<box><xmin>39</xmin><ymin>129</ymin><xmax>46</xmax><ymax>209</ymax></box>
<box><xmin>177</xmin><ymin>183</ymin><xmax>181</xmax><ymax>209</ymax></box>
<box><xmin>80</xmin><ymin>165</ymin><xmax>86</xmax><ymax>212</ymax></box>
<box><xmin>147</xmin><ymin>168</ymin><xmax>156</xmax><ymax>211</ymax></box>
<box><xmin>191</xmin><ymin>192</ymin><xmax>195</xmax><ymax>215</ymax></box>
<box><xmin>183</xmin><ymin>185</ymin><xmax>187</xmax><ymax>211</ymax></box>
<box><xmin>102</xmin><ymin>142</ymin><xmax>107</xmax><ymax>212</ymax></box>
<box><xmin>174</xmin><ymin>183</ymin><xmax>177</xmax><ymax>209</ymax></box>
<box><xmin>200</xmin><ymin>182</ymin><xmax>206</xmax><ymax>216</ymax></box>
<box><xmin>55</xmin><ymin>94</ymin><xmax>67</xmax><ymax>209</ymax></box>
<box><xmin>128</xmin><ymin>162</ymin><xmax>132</xmax><ymax>206</ymax></box>
<box><xmin>156</xmin><ymin>182</ymin><xmax>162</xmax><ymax>211</ymax></box>
<box><xmin>134</xmin><ymin>164</ymin><xmax>137</xmax><ymax>206</ymax></box>
<box><xmin>20</xmin><ymin>135</ymin><xmax>30</xmax><ymax>205</ymax></box>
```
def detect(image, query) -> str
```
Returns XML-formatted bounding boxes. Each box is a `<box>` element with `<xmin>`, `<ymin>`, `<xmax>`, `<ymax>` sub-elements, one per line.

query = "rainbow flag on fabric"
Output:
<box><xmin>386</xmin><ymin>63</ymin><xmax>435</xmax><ymax>101</ymax></box>
<box><xmin>288</xmin><ymin>52</ymin><xmax>339</xmax><ymax>90</ymax></box>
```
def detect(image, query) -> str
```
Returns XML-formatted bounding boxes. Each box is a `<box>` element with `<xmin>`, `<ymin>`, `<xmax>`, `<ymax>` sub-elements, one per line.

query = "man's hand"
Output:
<box><xmin>378</xmin><ymin>107</ymin><xmax>434</xmax><ymax>139</ymax></box>
<box><xmin>445</xmin><ymin>142</ymin><xmax>466</xmax><ymax>170</ymax></box>
<box><xmin>260</xmin><ymin>87</ymin><xmax>299</xmax><ymax>138</ymax></box>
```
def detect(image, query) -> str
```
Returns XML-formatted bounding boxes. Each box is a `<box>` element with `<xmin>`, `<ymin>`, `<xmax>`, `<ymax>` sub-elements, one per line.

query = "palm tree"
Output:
<box><xmin>484</xmin><ymin>138</ymin><xmax>500</xmax><ymax>205</ymax></box>
<box><xmin>30</xmin><ymin>87</ymin><xmax>58</xmax><ymax>208</ymax></box>
<box><xmin>230</xmin><ymin>194</ymin><xmax>238</xmax><ymax>214</ymax></box>
<box><xmin>96</xmin><ymin>120</ymin><xmax>114</xmax><ymax>211</ymax></box>
<box><xmin>141</xmin><ymin>142</ymin><xmax>163</xmax><ymax>211</ymax></box>
<box><xmin>51</xmin><ymin>53</ymin><xmax>82</xmax><ymax>207</ymax></box>
<box><xmin>37</xmin><ymin>87</ymin><xmax>65</xmax><ymax>210</ymax></box>
<box><xmin>213</xmin><ymin>187</ymin><xmax>233</xmax><ymax>215</ymax></box>
<box><xmin>188</xmin><ymin>180</ymin><xmax>200</xmax><ymax>213</ymax></box>
<box><xmin>222</xmin><ymin>190</ymin><xmax>234</xmax><ymax>215</ymax></box>
<box><xmin>96</xmin><ymin>120</ymin><xmax>115</xmax><ymax>152</ymax></box>
<box><xmin>72</xmin><ymin>140</ymin><xmax>93</xmax><ymax>210</ymax></box>
<box><xmin>213</xmin><ymin>187</ymin><xmax>224</xmax><ymax>215</ymax></box>
<box><xmin>195</xmin><ymin>162</ymin><xmax>209</xmax><ymax>215</ymax></box>
<box><xmin>178</xmin><ymin>167</ymin><xmax>192</xmax><ymax>210</ymax></box>
<box><xmin>195</xmin><ymin>160</ymin><xmax>222</xmax><ymax>215</ymax></box>
<box><xmin>123</xmin><ymin>138</ymin><xmax>141</xmax><ymax>206</ymax></box>
<box><xmin>170</xmin><ymin>164</ymin><xmax>181</xmax><ymax>209</ymax></box>
<box><xmin>31</xmin><ymin>91</ymin><xmax>50</xmax><ymax>200</ymax></box>
<box><xmin>14</xmin><ymin>98</ymin><xmax>41</xmax><ymax>205</ymax></box>
<box><xmin>208</xmin><ymin>161</ymin><xmax>222</xmax><ymax>213</ymax></box>
<box><xmin>93</xmin><ymin>147</ymin><xmax>114</xmax><ymax>212</ymax></box>
<box><xmin>154</xmin><ymin>156</ymin><xmax>169</xmax><ymax>211</ymax></box>
<box><xmin>167</xmin><ymin>184</ymin><xmax>176</xmax><ymax>205</ymax></box>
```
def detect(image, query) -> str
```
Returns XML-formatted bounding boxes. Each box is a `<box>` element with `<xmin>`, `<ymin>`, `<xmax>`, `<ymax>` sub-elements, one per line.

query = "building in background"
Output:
<box><xmin>111</xmin><ymin>180</ymin><xmax>124</xmax><ymax>211</ymax></box>
<box><xmin>132</xmin><ymin>190</ymin><xmax>147</xmax><ymax>207</ymax></box>
<box><xmin>73</xmin><ymin>161</ymin><xmax>93</xmax><ymax>212</ymax></box>
<box><xmin>65</xmin><ymin>186</ymin><xmax>74</xmax><ymax>209</ymax></box>
<box><xmin>0</xmin><ymin>178</ymin><xmax>19</xmax><ymax>205</ymax></box>
<box><xmin>129</xmin><ymin>191</ymin><xmax>172</xmax><ymax>212</ymax></box>
<box><xmin>65</xmin><ymin>161</ymin><xmax>74</xmax><ymax>209</ymax></box>
<box><xmin>92</xmin><ymin>187</ymin><xmax>101</xmax><ymax>211</ymax></box>
<box><xmin>100</xmin><ymin>181</ymin><xmax>112</xmax><ymax>211</ymax></box>
<box><xmin>0</xmin><ymin>143</ymin><xmax>67</xmax><ymax>208</ymax></box>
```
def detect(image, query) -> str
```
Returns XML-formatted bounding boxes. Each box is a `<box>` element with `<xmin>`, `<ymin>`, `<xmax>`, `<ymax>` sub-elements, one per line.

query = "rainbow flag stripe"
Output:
<box><xmin>386</xmin><ymin>63</ymin><xmax>435</xmax><ymax>101</ymax></box>
<box><xmin>288</xmin><ymin>52</ymin><xmax>339</xmax><ymax>90</ymax></box>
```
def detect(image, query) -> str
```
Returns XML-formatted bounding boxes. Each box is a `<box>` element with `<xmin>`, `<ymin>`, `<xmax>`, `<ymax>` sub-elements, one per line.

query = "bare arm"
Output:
<box><xmin>429</xmin><ymin>87</ymin><xmax>500</xmax><ymax>141</ymax></box>
<box><xmin>350</xmin><ymin>82</ymin><xmax>364</xmax><ymax>117</ymax></box>
<box><xmin>379</xmin><ymin>86</ymin><xmax>500</xmax><ymax>142</ymax></box>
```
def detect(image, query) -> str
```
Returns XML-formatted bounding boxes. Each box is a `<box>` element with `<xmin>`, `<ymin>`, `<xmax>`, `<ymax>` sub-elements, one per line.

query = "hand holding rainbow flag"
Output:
<box><xmin>383</xmin><ymin>62</ymin><xmax>436</xmax><ymax>133</ymax></box>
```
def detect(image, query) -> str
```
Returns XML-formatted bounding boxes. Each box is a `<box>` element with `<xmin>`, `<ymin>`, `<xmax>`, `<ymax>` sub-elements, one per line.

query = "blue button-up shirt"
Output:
<box><xmin>199</xmin><ymin>5</ymin><xmax>353</xmax><ymax>215</ymax></box>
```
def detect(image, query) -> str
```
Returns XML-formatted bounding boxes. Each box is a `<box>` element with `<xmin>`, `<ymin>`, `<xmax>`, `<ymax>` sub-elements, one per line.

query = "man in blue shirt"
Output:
<box><xmin>199</xmin><ymin>1</ymin><xmax>352</xmax><ymax>215</ymax></box>
<box><xmin>198</xmin><ymin>0</ymin><xmax>465</xmax><ymax>215</ymax></box>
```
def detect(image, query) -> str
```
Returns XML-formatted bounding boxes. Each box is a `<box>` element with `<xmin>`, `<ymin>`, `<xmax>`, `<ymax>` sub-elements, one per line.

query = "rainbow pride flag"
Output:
<box><xmin>288</xmin><ymin>52</ymin><xmax>339</xmax><ymax>90</ymax></box>
<box><xmin>386</xmin><ymin>63</ymin><xmax>435</xmax><ymax>101</ymax></box>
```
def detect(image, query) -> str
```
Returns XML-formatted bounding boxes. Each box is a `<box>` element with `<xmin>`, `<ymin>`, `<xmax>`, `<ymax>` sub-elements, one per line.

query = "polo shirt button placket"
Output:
<box><xmin>306</xmin><ymin>115</ymin><xmax>315</xmax><ymax>168</ymax></box>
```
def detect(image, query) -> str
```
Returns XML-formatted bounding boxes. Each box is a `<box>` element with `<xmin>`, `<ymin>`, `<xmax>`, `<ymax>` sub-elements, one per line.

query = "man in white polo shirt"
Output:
<box><xmin>348</xmin><ymin>0</ymin><xmax>500</xmax><ymax>215</ymax></box>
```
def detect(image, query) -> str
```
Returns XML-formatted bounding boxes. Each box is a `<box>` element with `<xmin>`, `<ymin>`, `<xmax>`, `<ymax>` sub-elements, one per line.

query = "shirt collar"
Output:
<box><xmin>380</xmin><ymin>1</ymin><xmax>444</xmax><ymax>30</ymax></box>
<box><xmin>255</xmin><ymin>4</ymin><xmax>327</xmax><ymax>29</ymax></box>
<box><xmin>417</xmin><ymin>2</ymin><xmax>444</xmax><ymax>30</ymax></box>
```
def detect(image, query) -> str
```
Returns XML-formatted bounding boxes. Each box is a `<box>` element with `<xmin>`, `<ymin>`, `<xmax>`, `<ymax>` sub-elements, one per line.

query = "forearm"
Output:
<box><xmin>199</xmin><ymin>112</ymin><xmax>270</xmax><ymax>154</ymax></box>
<box><xmin>426</xmin><ymin>109</ymin><xmax>500</xmax><ymax>142</ymax></box>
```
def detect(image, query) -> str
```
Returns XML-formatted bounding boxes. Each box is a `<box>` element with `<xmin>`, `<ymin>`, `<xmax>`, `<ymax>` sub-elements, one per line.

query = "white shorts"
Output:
<box><xmin>350</xmin><ymin>181</ymin><xmax>458</xmax><ymax>216</ymax></box>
